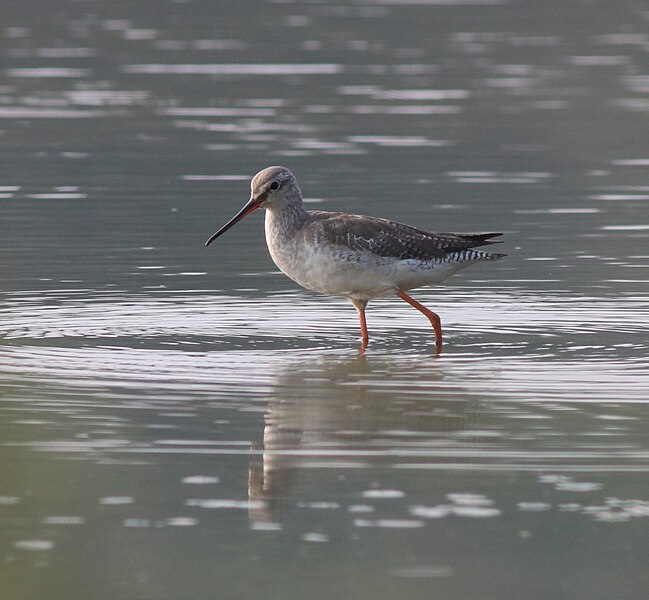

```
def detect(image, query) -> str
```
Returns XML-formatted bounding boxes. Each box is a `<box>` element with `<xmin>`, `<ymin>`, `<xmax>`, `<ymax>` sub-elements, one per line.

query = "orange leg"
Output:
<box><xmin>396</xmin><ymin>291</ymin><xmax>443</xmax><ymax>355</ymax></box>
<box><xmin>350</xmin><ymin>299</ymin><xmax>369</xmax><ymax>352</ymax></box>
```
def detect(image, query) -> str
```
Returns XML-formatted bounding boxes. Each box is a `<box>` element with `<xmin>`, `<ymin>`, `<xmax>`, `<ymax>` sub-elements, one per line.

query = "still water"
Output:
<box><xmin>1</xmin><ymin>1</ymin><xmax>648</xmax><ymax>599</ymax></box>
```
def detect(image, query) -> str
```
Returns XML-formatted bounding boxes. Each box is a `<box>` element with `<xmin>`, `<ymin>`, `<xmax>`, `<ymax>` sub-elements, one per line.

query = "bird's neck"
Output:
<box><xmin>264</xmin><ymin>199</ymin><xmax>309</xmax><ymax>242</ymax></box>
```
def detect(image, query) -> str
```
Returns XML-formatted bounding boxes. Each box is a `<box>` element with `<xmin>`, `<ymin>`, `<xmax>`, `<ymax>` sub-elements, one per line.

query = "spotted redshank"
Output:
<box><xmin>206</xmin><ymin>166</ymin><xmax>505</xmax><ymax>353</ymax></box>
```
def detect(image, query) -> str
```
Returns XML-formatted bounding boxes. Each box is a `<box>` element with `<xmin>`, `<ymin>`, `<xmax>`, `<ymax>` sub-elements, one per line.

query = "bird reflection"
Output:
<box><xmin>248</xmin><ymin>354</ymin><xmax>482</xmax><ymax>526</ymax></box>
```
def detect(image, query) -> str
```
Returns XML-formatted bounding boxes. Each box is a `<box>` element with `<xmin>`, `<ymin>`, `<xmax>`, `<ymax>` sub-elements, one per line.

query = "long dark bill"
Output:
<box><xmin>205</xmin><ymin>197</ymin><xmax>262</xmax><ymax>247</ymax></box>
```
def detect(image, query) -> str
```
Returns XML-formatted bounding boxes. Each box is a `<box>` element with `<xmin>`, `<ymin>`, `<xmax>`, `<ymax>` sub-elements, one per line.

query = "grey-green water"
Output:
<box><xmin>1</xmin><ymin>1</ymin><xmax>648</xmax><ymax>599</ymax></box>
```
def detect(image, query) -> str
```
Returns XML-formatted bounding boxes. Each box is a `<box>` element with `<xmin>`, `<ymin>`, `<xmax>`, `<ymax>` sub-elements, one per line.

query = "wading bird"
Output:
<box><xmin>206</xmin><ymin>166</ymin><xmax>505</xmax><ymax>353</ymax></box>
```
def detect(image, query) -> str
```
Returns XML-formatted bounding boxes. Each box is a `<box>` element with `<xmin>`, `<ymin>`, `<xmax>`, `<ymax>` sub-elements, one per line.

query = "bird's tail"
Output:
<box><xmin>455</xmin><ymin>232</ymin><xmax>504</xmax><ymax>247</ymax></box>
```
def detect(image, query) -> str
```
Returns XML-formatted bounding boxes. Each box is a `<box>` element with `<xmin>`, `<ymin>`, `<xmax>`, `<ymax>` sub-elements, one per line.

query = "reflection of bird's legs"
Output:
<box><xmin>247</xmin><ymin>443</ymin><xmax>272</xmax><ymax>525</ymax></box>
<box><xmin>248</xmin><ymin>417</ymin><xmax>303</xmax><ymax>526</ymax></box>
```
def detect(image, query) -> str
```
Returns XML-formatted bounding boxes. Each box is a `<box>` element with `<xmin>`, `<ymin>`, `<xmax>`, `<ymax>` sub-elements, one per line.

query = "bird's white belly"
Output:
<box><xmin>268</xmin><ymin>238</ymin><xmax>461</xmax><ymax>300</ymax></box>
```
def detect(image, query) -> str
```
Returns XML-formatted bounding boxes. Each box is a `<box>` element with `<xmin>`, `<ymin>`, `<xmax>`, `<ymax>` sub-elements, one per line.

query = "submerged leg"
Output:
<box><xmin>396</xmin><ymin>291</ymin><xmax>443</xmax><ymax>355</ymax></box>
<box><xmin>349</xmin><ymin>298</ymin><xmax>369</xmax><ymax>352</ymax></box>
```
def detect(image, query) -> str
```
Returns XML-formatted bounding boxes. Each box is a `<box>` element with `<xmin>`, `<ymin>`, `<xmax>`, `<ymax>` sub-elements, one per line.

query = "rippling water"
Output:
<box><xmin>1</xmin><ymin>1</ymin><xmax>649</xmax><ymax>599</ymax></box>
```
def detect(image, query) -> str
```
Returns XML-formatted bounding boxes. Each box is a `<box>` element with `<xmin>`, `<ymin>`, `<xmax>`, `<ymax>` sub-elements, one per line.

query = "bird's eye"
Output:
<box><xmin>269</xmin><ymin>181</ymin><xmax>280</xmax><ymax>191</ymax></box>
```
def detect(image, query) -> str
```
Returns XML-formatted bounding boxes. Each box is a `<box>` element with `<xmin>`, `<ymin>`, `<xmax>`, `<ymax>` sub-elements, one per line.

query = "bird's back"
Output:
<box><xmin>305</xmin><ymin>210</ymin><xmax>506</xmax><ymax>264</ymax></box>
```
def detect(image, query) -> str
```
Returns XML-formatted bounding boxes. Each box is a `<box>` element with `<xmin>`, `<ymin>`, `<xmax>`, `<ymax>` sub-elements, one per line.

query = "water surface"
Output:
<box><xmin>1</xmin><ymin>1</ymin><xmax>648</xmax><ymax>599</ymax></box>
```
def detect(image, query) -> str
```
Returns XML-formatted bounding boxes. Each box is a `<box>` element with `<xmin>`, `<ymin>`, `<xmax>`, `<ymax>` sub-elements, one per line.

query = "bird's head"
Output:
<box><xmin>205</xmin><ymin>166</ymin><xmax>301</xmax><ymax>246</ymax></box>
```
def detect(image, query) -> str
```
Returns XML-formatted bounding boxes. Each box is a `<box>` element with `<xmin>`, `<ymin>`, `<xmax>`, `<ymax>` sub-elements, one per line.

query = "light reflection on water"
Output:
<box><xmin>2</xmin><ymin>319</ymin><xmax>649</xmax><ymax>595</ymax></box>
<box><xmin>1</xmin><ymin>287</ymin><xmax>648</xmax><ymax>471</ymax></box>
<box><xmin>1</xmin><ymin>287</ymin><xmax>648</xmax><ymax>357</ymax></box>
<box><xmin>2</xmin><ymin>294</ymin><xmax>649</xmax><ymax>595</ymax></box>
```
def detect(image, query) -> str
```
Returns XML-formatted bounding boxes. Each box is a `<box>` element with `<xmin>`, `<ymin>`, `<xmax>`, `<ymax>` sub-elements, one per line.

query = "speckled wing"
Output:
<box><xmin>310</xmin><ymin>211</ymin><xmax>503</xmax><ymax>261</ymax></box>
